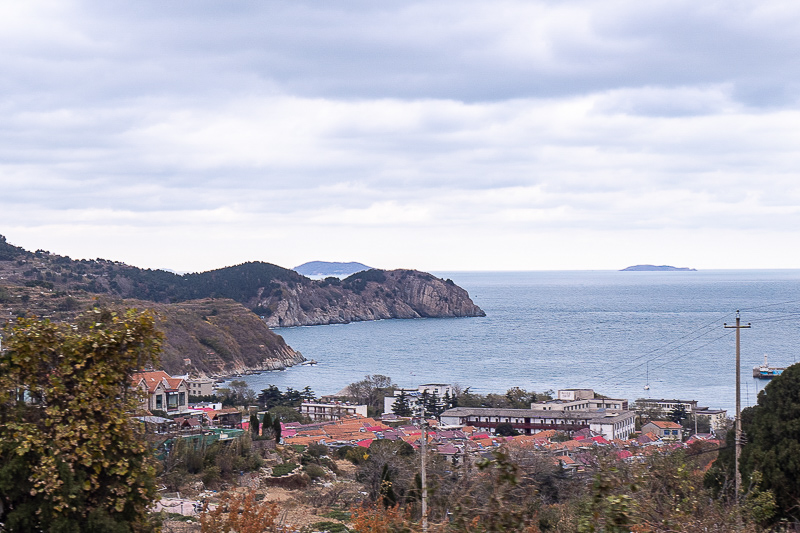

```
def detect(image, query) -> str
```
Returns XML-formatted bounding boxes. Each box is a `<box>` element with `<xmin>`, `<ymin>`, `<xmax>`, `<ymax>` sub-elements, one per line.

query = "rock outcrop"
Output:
<box><xmin>256</xmin><ymin>269</ymin><xmax>485</xmax><ymax>327</ymax></box>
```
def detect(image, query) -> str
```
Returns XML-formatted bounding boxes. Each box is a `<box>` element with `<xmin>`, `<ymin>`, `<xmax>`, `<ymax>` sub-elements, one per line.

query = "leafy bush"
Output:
<box><xmin>271</xmin><ymin>462</ymin><xmax>299</xmax><ymax>477</ymax></box>
<box><xmin>304</xmin><ymin>464</ymin><xmax>327</xmax><ymax>480</ymax></box>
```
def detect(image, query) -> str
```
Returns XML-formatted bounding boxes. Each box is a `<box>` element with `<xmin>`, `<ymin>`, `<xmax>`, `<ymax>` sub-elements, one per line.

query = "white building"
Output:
<box><xmin>695</xmin><ymin>408</ymin><xmax>728</xmax><ymax>431</ymax></box>
<box><xmin>439</xmin><ymin>407</ymin><xmax>636</xmax><ymax>440</ymax></box>
<box><xmin>533</xmin><ymin>390</ymin><xmax>628</xmax><ymax>412</ymax></box>
<box><xmin>184</xmin><ymin>377</ymin><xmax>216</xmax><ymax>397</ymax></box>
<box><xmin>299</xmin><ymin>401</ymin><xmax>368</xmax><ymax>421</ymax></box>
<box><xmin>384</xmin><ymin>383</ymin><xmax>455</xmax><ymax>414</ymax></box>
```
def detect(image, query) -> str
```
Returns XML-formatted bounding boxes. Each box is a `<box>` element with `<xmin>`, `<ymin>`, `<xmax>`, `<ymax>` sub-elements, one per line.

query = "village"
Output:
<box><xmin>131</xmin><ymin>369</ymin><xmax>731</xmax><ymax>530</ymax></box>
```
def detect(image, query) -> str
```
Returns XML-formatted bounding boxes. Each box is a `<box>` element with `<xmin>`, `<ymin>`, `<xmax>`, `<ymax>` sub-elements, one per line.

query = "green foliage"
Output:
<box><xmin>271</xmin><ymin>462</ymin><xmax>299</xmax><ymax>477</ymax></box>
<box><xmin>0</xmin><ymin>309</ymin><xmax>161</xmax><ymax>532</ymax></box>
<box><xmin>495</xmin><ymin>422</ymin><xmax>519</xmax><ymax>436</ymax></box>
<box><xmin>342</xmin><ymin>269</ymin><xmax>386</xmax><ymax>294</ymax></box>
<box><xmin>308</xmin><ymin>521</ymin><xmax>351</xmax><ymax>533</ymax></box>
<box><xmin>670</xmin><ymin>404</ymin><xmax>689</xmax><ymax>425</ymax></box>
<box><xmin>739</xmin><ymin>363</ymin><xmax>800</xmax><ymax>521</ymax></box>
<box><xmin>304</xmin><ymin>464</ymin><xmax>327</xmax><ymax>481</ymax></box>
<box><xmin>391</xmin><ymin>390</ymin><xmax>413</xmax><ymax>417</ymax></box>
<box><xmin>258</xmin><ymin>385</ymin><xmax>314</xmax><ymax>410</ymax></box>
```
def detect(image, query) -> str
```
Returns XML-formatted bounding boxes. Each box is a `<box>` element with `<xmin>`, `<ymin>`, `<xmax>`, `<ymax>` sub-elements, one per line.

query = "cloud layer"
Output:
<box><xmin>2</xmin><ymin>0</ymin><xmax>800</xmax><ymax>271</ymax></box>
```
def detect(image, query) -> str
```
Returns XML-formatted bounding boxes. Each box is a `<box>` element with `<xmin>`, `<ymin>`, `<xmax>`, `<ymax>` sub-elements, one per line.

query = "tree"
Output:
<box><xmin>495</xmin><ymin>422</ymin><xmax>519</xmax><ymax>437</ymax></box>
<box><xmin>391</xmin><ymin>390</ymin><xmax>413</xmax><ymax>417</ymax></box>
<box><xmin>272</xmin><ymin>415</ymin><xmax>282</xmax><ymax>444</ymax></box>
<box><xmin>250</xmin><ymin>413</ymin><xmax>260</xmax><ymax>436</ymax></box>
<box><xmin>739</xmin><ymin>363</ymin><xmax>800</xmax><ymax>520</ymax></box>
<box><xmin>0</xmin><ymin>309</ymin><xmax>162</xmax><ymax>532</ymax></box>
<box><xmin>258</xmin><ymin>385</ymin><xmax>284</xmax><ymax>409</ymax></box>
<box><xmin>669</xmin><ymin>404</ymin><xmax>689</xmax><ymax>425</ymax></box>
<box><xmin>346</xmin><ymin>374</ymin><xmax>395</xmax><ymax>415</ymax></box>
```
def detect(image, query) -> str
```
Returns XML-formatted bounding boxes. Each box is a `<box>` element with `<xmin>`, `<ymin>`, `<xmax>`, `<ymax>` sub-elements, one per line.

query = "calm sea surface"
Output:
<box><xmin>228</xmin><ymin>270</ymin><xmax>800</xmax><ymax>414</ymax></box>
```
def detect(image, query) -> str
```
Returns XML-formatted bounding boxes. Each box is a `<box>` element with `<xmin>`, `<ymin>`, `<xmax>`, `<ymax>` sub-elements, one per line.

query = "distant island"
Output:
<box><xmin>621</xmin><ymin>265</ymin><xmax>697</xmax><ymax>272</ymax></box>
<box><xmin>294</xmin><ymin>261</ymin><xmax>372</xmax><ymax>277</ymax></box>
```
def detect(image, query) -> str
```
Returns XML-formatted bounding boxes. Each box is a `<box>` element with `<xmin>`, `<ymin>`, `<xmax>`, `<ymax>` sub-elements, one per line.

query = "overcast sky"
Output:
<box><xmin>2</xmin><ymin>1</ymin><xmax>800</xmax><ymax>272</ymax></box>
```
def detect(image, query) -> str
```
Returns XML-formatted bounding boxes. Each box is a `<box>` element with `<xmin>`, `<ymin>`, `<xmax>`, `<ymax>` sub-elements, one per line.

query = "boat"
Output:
<box><xmin>753</xmin><ymin>354</ymin><xmax>786</xmax><ymax>379</ymax></box>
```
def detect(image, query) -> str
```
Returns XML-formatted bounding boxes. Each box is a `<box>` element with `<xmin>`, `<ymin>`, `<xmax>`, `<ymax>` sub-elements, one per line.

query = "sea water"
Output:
<box><xmin>229</xmin><ymin>270</ymin><xmax>800</xmax><ymax>414</ymax></box>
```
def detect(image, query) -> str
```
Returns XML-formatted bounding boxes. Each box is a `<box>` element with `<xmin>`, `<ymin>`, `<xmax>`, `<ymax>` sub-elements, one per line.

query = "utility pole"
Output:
<box><xmin>724</xmin><ymin>310</ymin><xmax>750</xmax><ymax>500</ymax></box>
<box><xmin>420</xmin><ymin>415</ymin><xmax>428</xmax><ymax>532</ymax></box>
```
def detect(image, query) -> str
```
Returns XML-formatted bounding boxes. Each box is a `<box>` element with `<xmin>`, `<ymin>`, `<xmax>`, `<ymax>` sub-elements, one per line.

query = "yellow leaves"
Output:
<box><xmin>0</xmin><ymin>309</ymin><xmax>162</xmax><ymax>528</ymax></box>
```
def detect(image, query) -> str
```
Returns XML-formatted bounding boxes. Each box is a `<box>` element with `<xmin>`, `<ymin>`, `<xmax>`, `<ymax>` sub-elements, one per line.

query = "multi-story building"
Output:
<box><xmin>131</xmin><ymin>370</ymin><xmax>191</xmax><ymax>415</ymax></box>
<box><xmin>439</xmin><ymin>406</ymin><xmax>636</xmax><ymax>440</ymax></box>
<box><xmin>185</xmin><ymin>377</ymin><xmax>216</xmax><ymax>397</ymax></box>
<box><xmin>694</xmin><ymin>408</ymin><xmax>728</xmax><ymax>431</ymax></box>
<box><xmin>533</xmin><ymin>390</ymin><xmax>628</xmax><ymax>411</ymax></box>
<box><xmin>384</xmin><ymin>383</ymin><xmax>455</xmax><ymax>414</ymax></box>
<box><xmin>299</xmin><ymin>401</ymin><xmax>368</xmax><ymax>422</ymax></box>
<box><xmin>634</xmin><ymin>398</ymin><xmax>698</xmax><ymax>416</ymax></box>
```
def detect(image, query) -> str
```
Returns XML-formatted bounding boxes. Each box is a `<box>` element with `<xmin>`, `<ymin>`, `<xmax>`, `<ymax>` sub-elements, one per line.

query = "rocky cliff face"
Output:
<box><xmin>256</xmin><ymin>269</ymin><xmax>485</xmax><ymax>327</ymax></box>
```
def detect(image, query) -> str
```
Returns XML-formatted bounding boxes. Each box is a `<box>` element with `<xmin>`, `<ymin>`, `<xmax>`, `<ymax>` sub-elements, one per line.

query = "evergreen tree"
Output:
<box><xmin>419</xmin><ymin>390</ymin><xmax>430</xmax><ymax>417</ymax></box>
<box><xmin>429</xmin><ymin>390</ymin><xmax>442</xmax><ymax>417</ymax></box>
<box><xmin>739</xmin><ymin>363</ymin><xmax>800</xmax><ymax>519</ymax></box>
<box><xmin>272</xmin><ymin>416</ymin><xmax>282</xmax><ymax>444</ymax></box>
<box><xmin>258</xmin><ymin>385</ymin><xmax>283</xmax><ymax>410</ymax></box>
<box><xmin>261</xmin><ymin>412</ymin><xmax>274</xmax><ymax>439</ymax></box>
<box><xmin>669</xmin><ymin>404</ymin><xmax>689</xmax><ymax>425</ymax></box>
<box><xmin>249</xmin><ymin>413</ymin><xmax>260</xmax><ymax>436</ymax></box>
<box><xmin>391</xmin><ymin>390</ymin><xmax>412</xmax><ymax>417</ymax></box>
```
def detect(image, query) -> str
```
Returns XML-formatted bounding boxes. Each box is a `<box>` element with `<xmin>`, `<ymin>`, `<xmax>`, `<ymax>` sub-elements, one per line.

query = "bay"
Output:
<box><xmin>228</xmin><ymin>270</ymin><xmax>800</xmax><ymax>414</ymax></box>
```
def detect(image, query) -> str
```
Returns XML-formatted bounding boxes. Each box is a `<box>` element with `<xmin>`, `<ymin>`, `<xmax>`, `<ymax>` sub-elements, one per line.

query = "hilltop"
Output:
<box><xmin>293</xmin><ymin>260</ymin><xmax>372</xmax><ymax>277</ymax></box>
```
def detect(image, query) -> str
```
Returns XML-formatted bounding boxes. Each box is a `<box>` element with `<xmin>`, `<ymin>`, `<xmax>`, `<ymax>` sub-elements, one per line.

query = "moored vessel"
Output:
<box><xmin>753</xmin><ymin>354</ymin><xmax>786</xmax><ymax>379</ymax></box>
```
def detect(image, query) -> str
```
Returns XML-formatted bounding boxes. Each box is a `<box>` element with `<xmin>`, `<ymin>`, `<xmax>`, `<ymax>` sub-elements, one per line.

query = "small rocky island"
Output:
<box><xmin>621</xmin><ymin>265</ymin><xmax>697</xmax><ymax>272</ymax></box>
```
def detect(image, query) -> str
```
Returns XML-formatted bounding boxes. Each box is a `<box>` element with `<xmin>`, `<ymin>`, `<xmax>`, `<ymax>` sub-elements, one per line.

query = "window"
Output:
<box><xmin>156</xmin><ymin>395</ymin><xmax>162</xmax><ymax>409</ymax></box>
<box><xmin>179</xmin><ymin>392</ymin><xmax>185</xmax><ymax>406</ymax></box>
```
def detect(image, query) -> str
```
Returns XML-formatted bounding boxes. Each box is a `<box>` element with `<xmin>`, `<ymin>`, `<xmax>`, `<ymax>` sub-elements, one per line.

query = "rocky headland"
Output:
<box><xmin>0</xmin><ymin>236</ymin><xmax>484</xmax><ymax>374</ymax></box>
<box><xmin>258</xmin><ymin>269</ymin><xmax>485</xmax><ymax>327</ymax></box>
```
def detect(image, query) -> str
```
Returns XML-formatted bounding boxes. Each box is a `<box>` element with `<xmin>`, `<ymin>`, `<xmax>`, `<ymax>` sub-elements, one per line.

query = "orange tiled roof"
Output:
<box><xmin>132</xmin><ymin>371</ymin><xmax>185</xmax><ymax>393</ymax></box>
<box><xmin>647</xmin><ymin>421</ymin><xmax>682</xmax><ymax>429</ymax></box>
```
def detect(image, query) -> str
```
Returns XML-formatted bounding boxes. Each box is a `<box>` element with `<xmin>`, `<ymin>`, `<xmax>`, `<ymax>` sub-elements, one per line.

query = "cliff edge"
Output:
<box><xmin>257</xmin><ymin>269</ymin><xmax>486</xmax><ymax>327</ymax></box>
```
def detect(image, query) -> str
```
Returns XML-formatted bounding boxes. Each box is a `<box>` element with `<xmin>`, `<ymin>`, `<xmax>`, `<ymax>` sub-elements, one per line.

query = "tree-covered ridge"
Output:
<box><xmin>0</xmin><ymin>235</ymin><xmax>30</xmax><ymax>261</ymax></box>
<box><xmin>0</xmin><ymin>236</ymin><xmax>484</xmax><ymax>328</ymax></box>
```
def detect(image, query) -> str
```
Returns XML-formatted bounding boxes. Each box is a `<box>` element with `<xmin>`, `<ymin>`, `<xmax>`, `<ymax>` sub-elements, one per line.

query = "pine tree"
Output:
<box><xmin>430</xmin><ymin>390</ymin><xmax>442</xmax><ymax>417</ymax></box>
<box><xmin>249</xmin><ymin>413</ymin><xmax>260</xmax><ymax>436</ymax></box>
<box><xmin>419</xmin><ymin>390</ymin><xmax>430</xmax><ymax>417</ymax></box>
<box><xmin>392</xmin><ymin>390</ymin><xmax>412</xmax><ymax>417</ymax></box>
<box><xmin>272</xmin><ymin>416</ymin><xmax>282</xmax><ymax>444</ymax></box>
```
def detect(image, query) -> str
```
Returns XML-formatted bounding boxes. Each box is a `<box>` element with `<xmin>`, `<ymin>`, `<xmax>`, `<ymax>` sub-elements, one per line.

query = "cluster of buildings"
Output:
<box><xmin>129</xmin><ymin>371</ymin><xmax>728</xmax><ymax>453</ymax></box>
<box><xmin>278</xmin><ymin>412</ymin><xmax>719</xmax><ymax>474</ymax></box>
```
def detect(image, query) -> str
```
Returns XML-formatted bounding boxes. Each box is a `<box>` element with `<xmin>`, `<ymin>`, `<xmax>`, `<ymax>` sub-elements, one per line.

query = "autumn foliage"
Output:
<box><xmin>0</xmin><ymin>309</ymin><xmax>162</xmax><ymax>532</ymax></box>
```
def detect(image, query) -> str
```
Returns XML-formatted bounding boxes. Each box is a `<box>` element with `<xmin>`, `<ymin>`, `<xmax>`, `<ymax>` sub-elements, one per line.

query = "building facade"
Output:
<box><xmin>132</xmin><ymin>371</ymin><xmax>191</xmax><ymax>415</ymax></box>
<box><xmin>299</xmin><ymin>401</ymin><xmax>368</xmax><ymax>421</ymax></box>
<box><xmin>439</xmin><ymin>407</ymin><xmax>636</xmax><ymax>440</ymax></box>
